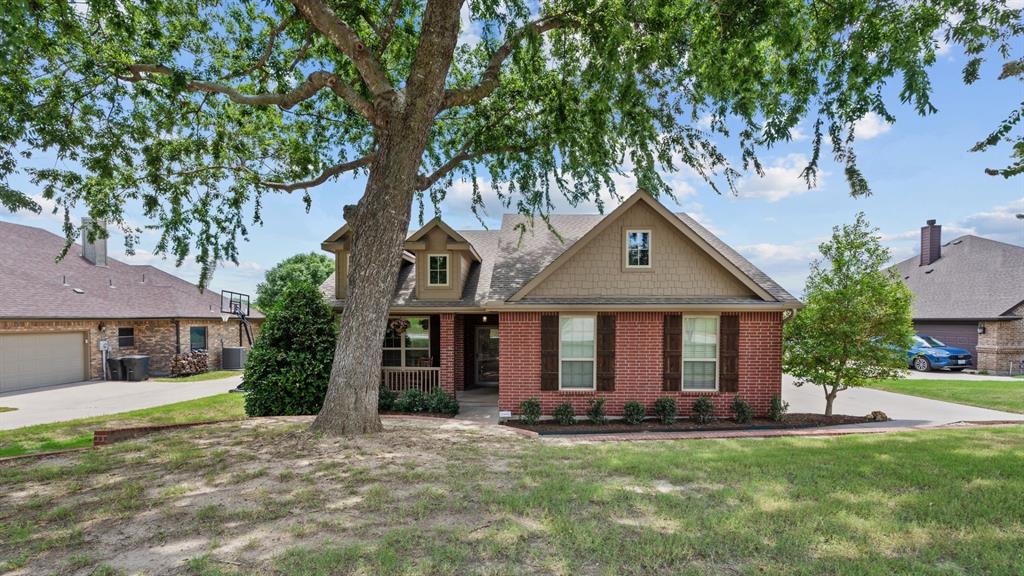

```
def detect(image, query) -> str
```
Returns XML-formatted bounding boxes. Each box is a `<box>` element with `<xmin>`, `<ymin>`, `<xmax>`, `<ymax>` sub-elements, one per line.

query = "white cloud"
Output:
<box><xmin>457</xmin><ymin>3</ymin><xmax>482</xmax><ymax>47</ymax></box>
<box><xmin>738</xmin><ymin>242</ymin><xmax>817</xmax><ymax>265</ymax></box>
<box><xmin>959</xmin><ymin>197</ymin><xmax>1024</xmax><ymax>244</ymax></box>
<box><xmin>0</xmin><ymin>193</ymin><xmax>66</xmax><ymax>223</ymax></box>
<box><xmin>735</xmin><ymin>154</ymin><xmax>821</xmax><ymax>202</ymax></box>
<box><xmin>853</xmin><ymin>112</ymin><xmax>892</xmax><ymax>140</ymax></box>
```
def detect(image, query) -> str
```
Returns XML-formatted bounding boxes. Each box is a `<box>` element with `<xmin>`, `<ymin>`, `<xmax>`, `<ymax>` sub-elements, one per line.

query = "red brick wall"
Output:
<box><xmin>497</xmin><ymin>311</ymin><xmax>782</xmax><ymax>418</ymax></box>
<box><xmin>439</xmin><ymin>313</ymin><xmax>456</xmax><ymax>395</ymax></box>
<box><xmin>453</xmin><ymin>318</ymin><xmax>465</xmax><ymax>392</ymax></box>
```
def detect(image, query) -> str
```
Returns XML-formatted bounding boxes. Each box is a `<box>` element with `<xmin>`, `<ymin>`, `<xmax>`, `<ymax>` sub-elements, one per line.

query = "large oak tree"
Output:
<box><xmin>1</xmin><ymin>0</ymin><xmax>1020</xmax><ymax>434</ymax></box>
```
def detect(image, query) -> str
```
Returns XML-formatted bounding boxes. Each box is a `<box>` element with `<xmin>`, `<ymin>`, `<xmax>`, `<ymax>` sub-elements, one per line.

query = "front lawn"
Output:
<box><xmin>0</xmin><ymin>393</ymin><xmax>244</xmax><ymax>458</ymax></box>
<box><xmin>868</xmin><ymin>378</ymin><xmax>1024</xmax><ymax>414</ymax></box>
<box><xmin>2</xmin><ymin>418</ymin><xmax>1022</xmax><ymax>575</ymax></box>
<box><xmin>153</xmin><ymin>370</ymin><xmax>241</xmax><ymax>382</ymax></box>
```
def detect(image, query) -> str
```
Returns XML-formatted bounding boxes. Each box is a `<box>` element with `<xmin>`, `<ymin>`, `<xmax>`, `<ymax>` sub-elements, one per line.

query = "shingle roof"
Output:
<box><xmin>319</xmin><ymin>194</ymin><xmax>800</xmax><ymax>309</ymax></box>
<box><xmin>0</xmin><ymin>220</ymin><xmax>263</xmax><ymax>320</ymax></box>
<box><xmin>893</xmin><ymin>235</ymin><xmax>1024</xmax><ymax>320</ymax></box>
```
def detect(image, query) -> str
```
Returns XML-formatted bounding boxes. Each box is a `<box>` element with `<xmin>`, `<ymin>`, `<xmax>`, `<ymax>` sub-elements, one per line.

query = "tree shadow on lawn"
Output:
<box><xmin>0</xmin><ymin>419</ymin><xmax>1021</xmax><ymax>576</ymax></box>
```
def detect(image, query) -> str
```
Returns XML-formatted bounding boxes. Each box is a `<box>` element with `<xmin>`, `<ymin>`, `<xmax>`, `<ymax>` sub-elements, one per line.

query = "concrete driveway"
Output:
<box><xmin>782</xmin><ymin>374</ymin><xmax>1024</xmax><ymax>428</ymax></box>
<box><xmin>0</xmin><ymin>375</ymin><xmax>242</xmax><ymax>430</ymax></box>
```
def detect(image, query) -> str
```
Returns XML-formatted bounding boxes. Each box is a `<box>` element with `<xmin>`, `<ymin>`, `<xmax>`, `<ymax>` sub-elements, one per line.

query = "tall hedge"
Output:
<box><xmin>243</xmin><ymin>283</ymin><xmax>337</xmax><ymax>416</ymax></box>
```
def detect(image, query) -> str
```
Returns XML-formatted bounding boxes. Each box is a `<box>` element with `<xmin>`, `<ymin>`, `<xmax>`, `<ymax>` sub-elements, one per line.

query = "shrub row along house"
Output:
<box><xmin>0</xmin><ymin>220</ymin><xmax>262</xmax><ymax>392</ymax></box>
<box><xmin>893</xmin><ymin>219</ymin><xmax>1024</xmax><ymax>374</ymax></box>
<box><xmin>320</xmin><ymin>191</ymin><xmax>802</xmax><ymax>418</ymax></box>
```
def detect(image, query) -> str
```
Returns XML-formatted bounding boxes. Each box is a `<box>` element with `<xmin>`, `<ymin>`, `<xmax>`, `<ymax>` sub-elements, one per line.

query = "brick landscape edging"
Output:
<box><xmin>92</xmin><ymin>419</ymin><xmax>239</xmax><ymax>446</ymax></box>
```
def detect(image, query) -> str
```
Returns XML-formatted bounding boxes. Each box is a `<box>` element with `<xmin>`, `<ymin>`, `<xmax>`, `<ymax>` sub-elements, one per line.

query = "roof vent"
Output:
<box><xmin>109</xmin><ymin>278</ymin><xmax>115</xmax><ymax>289</ymax></box>
<box><xmin>62</xmin><ymin>275</ymin><xmax>69</xmax><ymax>287</ymax></box>
<box><xmin>72</xmin><ymin>288</ymin><xmax>85</xmax><ymax>294</ymax></box>
<box><xmin>952</xmin><ymin>239</ymin><xmax>963</xmax><ymax>245</ymax></box>
<box><xmin>924</xmin><ymin>269</ymin><xmax>934</xmax><ymax>274</ymax></box>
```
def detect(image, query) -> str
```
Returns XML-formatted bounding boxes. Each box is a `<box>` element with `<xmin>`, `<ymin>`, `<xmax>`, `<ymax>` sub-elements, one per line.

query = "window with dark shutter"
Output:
<box><xmin>663</xmin><ymin>314</ymin><xmax>682</xmax><ymax>391</ymax></box>
<box><xmin>719</xmin><ymin>314</ymin><xmax>740</xmax><ymax>392</ymax></box>
<box><xmin>596</xmin><ymin>314</ymin><xmax>616</xmax><ymax>391</ymax></box>
<box><xmin>540</xmin><ymin>314</ymin><xmax>559</xmax><ymax>391</ymax></box>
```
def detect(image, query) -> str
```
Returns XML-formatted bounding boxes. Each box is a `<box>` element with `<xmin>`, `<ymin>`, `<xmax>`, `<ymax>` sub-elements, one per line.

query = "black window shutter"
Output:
<box><xmin>540</xmin><ymin>314</ymin><xmax>559</xmax><ymax>391</ymax></box>
<box><xmin>596</xmin><ymin>314</ymin><xmax>616</xmax><ymax>391</ymax></box>
<box><xmin>719</xmin><ymin>314</ymin><xmax>740</xmax><ymax>392</ymax></box>
<box><xmin>663</xmin><ymin>314</ymin><xmax>682</xmax><ymax>391</ymax></box>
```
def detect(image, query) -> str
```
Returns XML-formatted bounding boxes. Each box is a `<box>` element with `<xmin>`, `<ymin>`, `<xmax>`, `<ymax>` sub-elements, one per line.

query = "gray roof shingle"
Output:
<box><xmin>893</xmin><ymin>235</ymin><xmax>1024</xmax><ymax>320</ymax></box>
<box><xmin>0</xmin><ymin>220</ymin><xmax>263</xmax><ymax>319</ymax></box>
<box><xmin>319</xmin><ymin>201</ymin><xmax>799</xmax><ymax>308</ymax></box>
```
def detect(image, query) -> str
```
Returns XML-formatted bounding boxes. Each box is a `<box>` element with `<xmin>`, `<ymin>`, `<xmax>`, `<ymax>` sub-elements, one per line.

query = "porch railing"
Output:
<box><xmin>380</xmin><ymin>367</ymin><xmax>441</xmax><ymax>394</ymax></box>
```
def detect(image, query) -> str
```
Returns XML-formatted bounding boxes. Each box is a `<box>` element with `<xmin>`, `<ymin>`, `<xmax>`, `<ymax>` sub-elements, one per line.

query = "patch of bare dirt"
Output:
<box><xmin>0</xmin><ymin>416</ymin><xmax>527</xmax><ymax>576</ymax></box>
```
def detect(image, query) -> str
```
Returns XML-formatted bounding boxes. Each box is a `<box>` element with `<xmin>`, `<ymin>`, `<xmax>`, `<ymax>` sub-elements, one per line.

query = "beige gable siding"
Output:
<box><xmin>526</xmin><ymin>202</ymin><xmax>755</xmax><ymax>298</ymax></box>
<box><xmin>414</xmin><ymin>227</ymin><xmax>465</xmax><ymax>300</ymax></box>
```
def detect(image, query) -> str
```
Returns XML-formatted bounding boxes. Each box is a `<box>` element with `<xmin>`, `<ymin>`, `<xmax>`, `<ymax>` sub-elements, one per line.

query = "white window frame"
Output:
<box><xmin>626</xmin><ymin>229</ymin><xmax>652</xmax><ymax>269</ymax></box>
<box><xmin>558</xmin><ymin>314</ymin><xmax>597</xmax><ymax>391</ymax></box>
<box><xmin>681</xmin><ymin>315</ymin><xmax>719</xmax><ymax>391</ymax></box>
<box><xmin>382</xmin><ymin>316</ymin><xmax>431</xmax><ymax>367</ymax></box>
<box><xmin>427</xmin><ymin>253</ymin><xmax>450</xmax><ymax>286</ymax></box>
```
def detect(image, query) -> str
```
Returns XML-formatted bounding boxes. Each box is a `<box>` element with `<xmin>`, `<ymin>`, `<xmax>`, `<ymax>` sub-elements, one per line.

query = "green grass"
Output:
<box><xmin>3</xmin><ymin>418</ymin><xmax>1023</xmax><ymax>575</ymax></box>
<box><xmin>868</xmin><ymin>378</ymin><xmax>1024</xmax><ymax>414</ymax></box>
<box><xmin>153</xmin><ymin>370</ymin><xmax>241</xmax><ymax>382</ymax></box>
<box><xmin>0</xmin><ymin>393</ymin><xmax>244</xmax><ymax>458</ymax></box>
<box><xmin>0</xmin><ymin>407</ymin><xmax>16</xmax><ymax>413</ymax></box>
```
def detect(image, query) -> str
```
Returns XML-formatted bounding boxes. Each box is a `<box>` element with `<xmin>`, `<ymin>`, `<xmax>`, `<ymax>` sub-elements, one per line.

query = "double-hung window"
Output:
<box><xmin>117</xmin><ymin>327</ymin><xmax>135</xmax><ymax>348</ymax></box>
<box><xmin>382</xmin><ymin>317</ymin><xmax>431</xmax><ymax>367</ymax></box>
<box><xmin>427</xmin><ymin>254</ymin><xmax>449</xmax><ymax>286</ymax></box>
<box><xmin>190</xmin><ymin>326</ymin><xmax>208</xmax><ymax>352</ymax></box>
<box><xmin>682</xmin><ymin>316</ymin><xmax>718</xmax><ymax>390</ymax></box>
<box><xmin>626</xmin><ymin>230</ymin><xmax>651</xmax><ymax>268</ymax></box>
<box><xmin>559</xmin><ymin>315</ymin><xmax>595</xmax><ymax>389</ymax></box>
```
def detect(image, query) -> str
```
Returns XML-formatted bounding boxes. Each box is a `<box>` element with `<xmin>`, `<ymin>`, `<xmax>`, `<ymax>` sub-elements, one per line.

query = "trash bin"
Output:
<box><xmin>106</xmin><ymin>357</ymin><xmax>124</xmax><ymax>381</ymax></box>
<box><xmin>222</xmin><ymin>347</ymin><xmax>248</xmax><ymax>370</ymax></box>
<box><xmin>121</xmin><ymin>355</ymin><xmax>151</xmax><ymax>381</ymax></box>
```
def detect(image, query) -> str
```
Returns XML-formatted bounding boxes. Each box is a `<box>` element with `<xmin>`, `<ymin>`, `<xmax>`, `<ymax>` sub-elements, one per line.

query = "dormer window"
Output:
<box><xmin>626</xmin><ymin>230</ymin><xmax>651</xmax><ymax>268</ymax></box>
<box><xmin>428</xmin><ymin>254</ymin><xmax>449</xmax><ymax>286</ymax></box>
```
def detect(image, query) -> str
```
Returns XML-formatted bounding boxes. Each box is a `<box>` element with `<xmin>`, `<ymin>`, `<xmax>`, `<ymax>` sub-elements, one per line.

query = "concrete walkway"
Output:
<box><xmin>782</xmin><ymin>374</ymin><xmax>1024</xmax><ymax>429</ymax></box>
<box><xmin>456</xmin><ymin>387</ymin><xmax>500</xmax><ymax>424</ymax></box>
<box><xmin>0</xmin><ymin>375</ymin><xmax>242</xmax><ymax>430</ymax></box>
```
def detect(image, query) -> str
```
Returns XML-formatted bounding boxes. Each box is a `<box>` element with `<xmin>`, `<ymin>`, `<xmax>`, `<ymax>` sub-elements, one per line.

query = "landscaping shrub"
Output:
<box><xmin>732</xmin><ymin>397</ymin><xmax>753</xmax><ymax>424</ymax></box>
<box><xmin>653</xmin><ymin>397</ymin><xmax>677</xmax><ymax>424</ymax></box>
<box><xmin>769</xmin><ymin>395</ymin><xmax>789</xmax><ymax>422</ymax></box>
<box><xmin>425</xmin><ymin>389</ymin><xmax>459</xmax><ymax>415</ymax></box>
<box><xmin>243</xmin><ymin>283</ymin><xmax>337</xmax><ymax>416</ymax></box>
<box><xmin>170</xmin><ymin>350</ymin><xmax>209</xmax><ymax>377</ymax></box>
<box><xmin>586</xmin><ymin>398</ymin><xmax>607</xmax><ymax>424</ymax></box>
<box><xmin>623</xmin><ymin>401</ymin><xmax>646</xmax><ymax>425</ymax></box>
<box><xmin>692</xmin><ymin>396</ymin><xmax>714</xmax><ymax>425</ymax></box>
<box><xmin>394</xmin><ymin>389</ymin><xmax>428</xmax><ymax>413</ymax></box>
<box><xmin>553</xmin><ymin>402</ymin><xmax>576</xmax><ymax>425</ymax></box>
<box><xmin>378</xmin><ymin>387</ymin><xmax>397</xmax><ymax>412</ymax></box>
<box><xmin>520</xmin><ymin>398</ymin><xmax>542</xmax><ymax>425</ymax></box>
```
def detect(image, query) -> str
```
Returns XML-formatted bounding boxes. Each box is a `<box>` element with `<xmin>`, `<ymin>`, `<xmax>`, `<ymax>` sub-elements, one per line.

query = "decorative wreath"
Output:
<box><xmin>389</xmin><ymin>318</ymin><xmax>411</xmax><ymax>334</ymax></box>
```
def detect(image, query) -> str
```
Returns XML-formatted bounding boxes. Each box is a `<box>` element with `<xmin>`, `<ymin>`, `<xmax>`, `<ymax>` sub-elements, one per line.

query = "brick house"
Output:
<box><xmin>0</xmin><ymin>220</ymin><xmax>262</xmax><ymax>392</ymax></box>
<box><xmin>893</xmin><ymin>220</ymin><xmax>1024</xmax><ymax>375</ymax></box>
<box><xmin>321</xmin><ymin>190</ymin><xmax>801</xmax><ymax>418</ymax></box>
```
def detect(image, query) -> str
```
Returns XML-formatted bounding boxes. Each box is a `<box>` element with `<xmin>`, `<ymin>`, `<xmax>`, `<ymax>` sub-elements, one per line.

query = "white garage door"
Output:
<box><xmin>0</xmin><ymin>332</ymin><xmax>87</xmax><ymax>393</ymax></box>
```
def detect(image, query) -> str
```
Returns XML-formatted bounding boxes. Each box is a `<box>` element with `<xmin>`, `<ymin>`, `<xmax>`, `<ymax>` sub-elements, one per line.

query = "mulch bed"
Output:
<box><xmin>503</xmin><ymin>413</ymin><xmax>878</xmax><ymax>436</ymax></box>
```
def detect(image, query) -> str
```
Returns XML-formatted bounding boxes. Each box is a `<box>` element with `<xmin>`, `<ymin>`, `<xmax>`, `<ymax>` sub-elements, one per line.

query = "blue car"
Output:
<box><xmin>908</xmin><ymin>334</ymin><xmax>972</xmax><ymax>372</ymax></box>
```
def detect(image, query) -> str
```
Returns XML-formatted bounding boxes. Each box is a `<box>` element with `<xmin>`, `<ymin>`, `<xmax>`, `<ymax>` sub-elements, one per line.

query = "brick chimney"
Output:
<box><xmin>81</xmin><ymin>217</ymin><xmax>108</xmax><ymax>267</ymax></box>
<box><xmin>920</xmin><ymin>219</ymin><xmax>941</xmax><ymax>266</ymax></box>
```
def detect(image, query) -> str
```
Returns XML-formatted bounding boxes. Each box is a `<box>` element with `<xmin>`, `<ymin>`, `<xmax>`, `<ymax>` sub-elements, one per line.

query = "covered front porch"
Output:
<box><xmin>379</xmin><ymin>313</ymin><xmax>499</xmax><ymax>399</ymax></box>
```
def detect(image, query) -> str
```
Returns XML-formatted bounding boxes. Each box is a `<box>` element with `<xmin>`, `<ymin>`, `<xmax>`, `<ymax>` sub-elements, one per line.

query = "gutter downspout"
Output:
<box><xmin>174</xmin><ymin>319</ymin><xmax>181</xmax><ymax>354</ymax></box>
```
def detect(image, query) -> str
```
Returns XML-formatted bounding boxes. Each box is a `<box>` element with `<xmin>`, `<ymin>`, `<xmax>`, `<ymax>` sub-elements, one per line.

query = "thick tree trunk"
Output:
<box><xmin>824</xmin><ymin>387</ymin><xmax>836</xmax><ymax>416</ymax></box>
<box><xmin>310</xmin><ymin>0</ymin><xmax>463</xmax><ymax>436</ymax></box>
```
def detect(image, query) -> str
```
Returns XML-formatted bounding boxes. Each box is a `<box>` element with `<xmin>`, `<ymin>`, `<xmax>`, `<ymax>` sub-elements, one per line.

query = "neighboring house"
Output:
<box><xmin>893</xmin><ymin>220</ymin><xmax>1024</xmax><ymax>375</ymax></box>
<box><xmin>0</xmin><ymin>219</ymin><xmax>263</xmax><ymax>392</ymax></box>
<box><xmin>320</xmin><ymin>190</ymin><xmax>801</xmax><ymax>418</ymax></box>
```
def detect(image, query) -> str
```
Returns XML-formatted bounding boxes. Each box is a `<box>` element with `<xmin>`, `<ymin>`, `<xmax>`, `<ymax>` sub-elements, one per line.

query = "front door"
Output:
<box><xmin>475</xmin><ymin>326</ymin><xmax>499</xmax><ymax>387</ymax></box>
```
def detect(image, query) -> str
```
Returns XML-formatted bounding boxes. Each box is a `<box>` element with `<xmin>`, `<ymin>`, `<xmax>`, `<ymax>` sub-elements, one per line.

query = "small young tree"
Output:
<box><xmin>784</xmin><ymin>213</ymin><xmax>914</xmax><ymax>416</ymax></box>
<box><xmin>244</xmin><ymin>282</ymin><xmax>337</xmax><ymax>416</ymax></box>
<box><xmin>255</xmin><ymin>252</ymin><xmax>334</xmax><ymax>312</ymax></box>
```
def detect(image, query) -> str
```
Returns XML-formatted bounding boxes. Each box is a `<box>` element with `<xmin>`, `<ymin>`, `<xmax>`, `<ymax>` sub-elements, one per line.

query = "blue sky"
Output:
<box><xmin>2</xmin><ymin>37</ymin><xmax>1022</xmax><ymax>300</ymax></box>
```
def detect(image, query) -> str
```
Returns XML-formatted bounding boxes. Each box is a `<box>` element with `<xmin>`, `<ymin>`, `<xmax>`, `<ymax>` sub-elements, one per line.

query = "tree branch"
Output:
<box><xmin>442</xmin><ymin>15</ymin><xmax>567</xmax><ymax>109</ymax></box>
<box><xmin>226</xmin><ymin>11</ymin><xmax>296</xmax><ymax>80</ymax></box>
<box><xmin>377</xmin><ymin>0</ymin><xmax>404</xmax><ymax>55</ymax></box>
<box><xmin>255</xmin><ymin>153</ymin><xmax>376</xmax><ymax>192</ymax></box>
<box><xmin>289</xmin><ymin>0</ymin><xmax>394</xmax><ymax>99</ymax></box>
<box><xmin>415</xmin><ymin>144</ymin><xmax>529</xmax><ymax>191</ymax></box>
<box><xmin>121</xmin><ymin>65</ymin><xmax>374</xmax><ymax>122</ymax></box>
